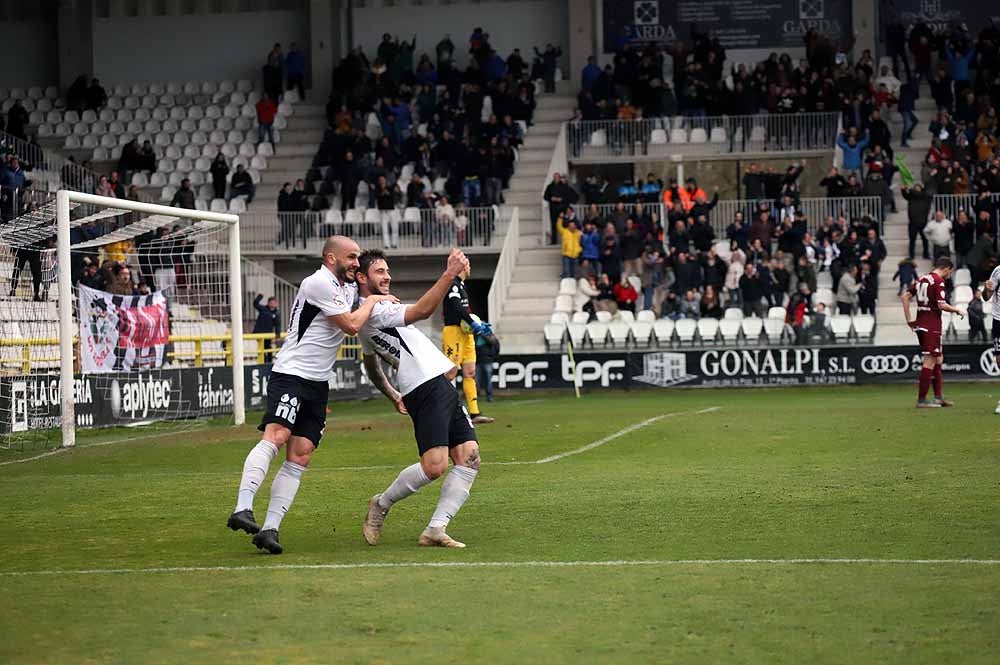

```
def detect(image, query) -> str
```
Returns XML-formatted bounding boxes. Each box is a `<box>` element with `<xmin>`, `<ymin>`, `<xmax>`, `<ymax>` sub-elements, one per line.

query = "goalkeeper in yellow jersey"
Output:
<box><xmin>441</xmin><ymin>262</ymin><xmax>494</xmax><ymax>424</ymax></box>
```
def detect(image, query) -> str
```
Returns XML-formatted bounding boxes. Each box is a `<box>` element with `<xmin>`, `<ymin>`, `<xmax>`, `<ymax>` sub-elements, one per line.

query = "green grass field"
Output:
<box><xmin>2</xmin><ymin>384</ymin><xmax>999</xmax><ymax>664</ymax></box>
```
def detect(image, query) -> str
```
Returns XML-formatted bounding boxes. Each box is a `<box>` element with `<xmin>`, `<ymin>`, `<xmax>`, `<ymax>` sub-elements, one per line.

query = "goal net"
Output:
<box><xmin>0</xmin><ymin>190</ymin><xmax>244</xmax><ymax>451</ymax></box>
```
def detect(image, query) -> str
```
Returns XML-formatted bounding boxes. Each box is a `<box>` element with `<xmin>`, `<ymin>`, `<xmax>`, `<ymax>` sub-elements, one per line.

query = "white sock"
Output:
<box><xmin>379</xmin><ymin>463</ymin><xmax>432</xmax><ymax>509</ymax></box>
<box><xmin>428</xmin><ymin>465</ymin><xmax>477</xmax><ymax>529</ymax></box>
<box><xmin>234</xmin><ymin>440</ymin><xmax>278</xmax><ymax>513</ymax></box>
<box><xmin>262</xmin><ymin>461</ymin><xmax>306</xmax><ymax>531</ymax></box>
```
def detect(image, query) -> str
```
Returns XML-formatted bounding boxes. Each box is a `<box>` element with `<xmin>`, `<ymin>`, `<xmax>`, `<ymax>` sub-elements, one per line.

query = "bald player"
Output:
<box><xmin>226</xmin><ymin>236</ymin><xmax>397</xmax><ymax>554</ymax></box>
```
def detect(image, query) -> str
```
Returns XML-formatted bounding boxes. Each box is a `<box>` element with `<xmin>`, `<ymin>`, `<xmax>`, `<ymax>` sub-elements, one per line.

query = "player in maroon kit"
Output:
<box><xmin>900</xmin><ymin>257</ymin><xmax>966</xmax><ymax>408</ymax></box>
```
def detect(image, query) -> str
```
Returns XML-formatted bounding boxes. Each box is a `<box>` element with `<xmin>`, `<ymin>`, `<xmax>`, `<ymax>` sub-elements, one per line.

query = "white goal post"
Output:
<box><xmin>54</xmin><ymin>190</ymin><xmax>245</xmax><ymax>448</ymax></box>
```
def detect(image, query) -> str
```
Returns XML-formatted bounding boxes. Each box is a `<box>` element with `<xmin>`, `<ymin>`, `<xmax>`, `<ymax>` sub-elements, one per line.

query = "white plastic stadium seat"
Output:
<box><xmin>551</xmin><ymin>312</ymin><xmax>570</xmax><ymax>324</ymax></box>
<box><xmin>544</xmin><ymin>323</ymin><xmax>566</xmax><ymax>349</ymax></box>
<box><xmin>150</xmin><ymin>173</ymin><xmax>167</xmax><ymax>187</ymax></box>
<box><xmin>951</xmin><ymin>311</ymin><xmax>970</xmax><ymax>337</ymax></box>
<box><xmin>567</xmin><ymin>322</ymin><xmax>587</xmax><ymax>348</ymax></box>
<box><xmin>228</xmin><ymin>198</ymin><xmax>247</xmax><ymax>213</ymax></box>
<box><xmin>723</xmin><ymin>308</ymin><xmax>744</xmax><ymax>321</ymax></box>
<box><xmin>650</xmin><ymin>129</ymin><xmax>667</xmax><ymax>145</ymax></box>
<box><xmin>670</xmin><ymin>128</ymin><xmax>688</xmax><ymax>143</ymax></box>
<box><xmin>636</xmin><ymin>310</ymin><xmax>655</xmax><ymax>323</ymax></box>
<box><xmin>767</xmin><ymin>306</ymin><xmax>787</xmax><ymax>320</ymax></box>
<box><xmin>160</xmin><ymin>186</ymin><xmax>177</xmax><ymax>202</ymax></box>
<box><xmin>675</xmin><ymin>319</ymin><xmax>698</xmax><ymax>344</ymax></box>
<box><xmin>830</xmin><ymin>316</ymin><xmax>852</xmax><ymax>342</ymax></box>
<box><xmin>589</xmin><ymin>129</ymin><xmax>607</xmax><ymax>147</ymax></box>
<box><xmin>853</xmin><ymin>314</ymin><xmax>875</xmax><ymax>341</ymax></box>
<box><xmin>689</xmin><ymin>128</ymin><xmax>708</xmax><ymax>143</ymax></box>
<box><xmin>710</xmin><ymin>127</ymin><xmax>727</xmax><ymax>143</ymax></box>
<box><xmin>697</xmin><ymin>318</ymin><xmax>719</xmax><ymax>343</ymax></box>
<box><xmin>953</xmin><ymin>285</ymin><xmax>974</xmax><ymax>305</ymax></box>
<box><xmin>653</xmin><ymin>319</ymin><xmax>674</xmax><ymax>346</ymax></box>
<box><xmin>741</xmin><ymin>317</ymin><xmax>763</xmax><ymax>342</ymax></box>
<box><xmin>131</xmin><ymin>172</ymin><xmax>149</xmax><ymax>187</ymax></box>
<box><xmin>763</xmin><ymin>318</ymin><xmax>786</xmax><ymax>344</ymax></box>
<box><xmin>554</xmin><ymin>295</ymin><xmax>573</xmax><ymax>315</ymax></box>
<box><xmin>595</xmin><ymin>310</ymin><xmax>612</xmax><ymax>323</ymax></box>
<box><xmin>630</xmin><ymin>321</ymin><xmax>653</xmax><ymax>347</ymax></box>
<box><xmin>571</xmin><ymin>311</ymin><xmax>589</xmax><ymax>325</ymax></box>
<box><xmin>953</xmin><ymin>268</ymin><xmax>971</xmax><ymax>287</ymax></box>
<box><xmin>210</xmin><ymin>198</ymin><xmax>227</xmax><ymax>212</ymax></box>
<box><xmin>719</xmin><ymin>319</ymin><xmax>741</xmax><ymax>343</ymax></box>
<box><xmin>750</xmin><ymin>126</ymin><xmax>767</xmax><ymax>142</ymax></box>
<box><xmin>608</xmin><ymin>321</ymin><xmax>631</xmax><ymax>347</ymax></box>
<box><xmin>816</xmin><ymin>272</ymin><xmax>834</xmax><ymax>290</ymax></box>
<box><xmin>559</xmin><ymin>278</ymin><xmax>576</xmax><ymax>295</ymax></box>
<box><xmin>618</xmin><ymin>310</ymin><xmax>635</xmax><ymax>324</ymax></box>
<box><xmin>586</xmin><ymin>321</ymin><xmax>609</xmax><ymax>347</ymax></box>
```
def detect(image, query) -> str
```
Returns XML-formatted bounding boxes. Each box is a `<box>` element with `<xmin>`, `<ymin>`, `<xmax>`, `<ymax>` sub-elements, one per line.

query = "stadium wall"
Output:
<box><xmin>351</xmin><ymin>0</ymin><xmax>570</xmax><ymax>69</ymax></box>
<box><xmin>0</xmin><ymin>19</ymin><xmax>59</xmax><ymax>87</ymax></box>
<box><xmin>92</xmin><ymin>10</ymin><xmax>309</xmax><ymax>84</ymax></box>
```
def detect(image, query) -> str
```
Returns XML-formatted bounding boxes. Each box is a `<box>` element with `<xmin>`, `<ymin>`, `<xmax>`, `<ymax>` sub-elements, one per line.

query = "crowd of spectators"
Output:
<box><xmin>282</xmin><ymin>28</ymin><xmax>553</xmax><ymax>247</ymax></box>
<box><xmin>552</xmin><ymin>160</ymin><xmax>888</xmax><ymax>329</ymax></box>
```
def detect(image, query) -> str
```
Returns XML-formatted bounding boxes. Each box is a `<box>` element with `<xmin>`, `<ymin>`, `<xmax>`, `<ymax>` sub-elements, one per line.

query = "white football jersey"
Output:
<box><xmin>990</xmin><ymin>266</ymin><xmax>1000</xmax><ymax>321</ymax></box>
<box><xmin>358</xmin><ymin>299</ymin><xmax>456</xmax><ymax>396</ymax></box>
<box><xmin>273</xmin><ymin>264</ymin><xmax>356</xmax><ymax>382</ymax></box>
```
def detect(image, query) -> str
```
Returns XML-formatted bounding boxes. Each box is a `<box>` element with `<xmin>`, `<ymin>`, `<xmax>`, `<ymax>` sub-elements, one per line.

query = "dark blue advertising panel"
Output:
<box><xmin>602</xmin><ymin>0</ymin><xmax>852</xmax><ymax>52</ymax></box>
<box><xmin>489</xmin><ymin>345</ymin><xmax>1000</xmax><ymax>390</ymax></box>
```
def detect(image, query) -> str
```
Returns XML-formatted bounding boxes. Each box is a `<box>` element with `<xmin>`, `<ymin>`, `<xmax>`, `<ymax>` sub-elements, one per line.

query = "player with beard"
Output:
<box><xmin>356</xmin><ymin>248</ymin><xmax>482</xmax><ymax>548</ymax></box>
<box><xmin>226</xmin><ymin>236</ymin><xmax>398</xmax><ymax>554</ymax></box>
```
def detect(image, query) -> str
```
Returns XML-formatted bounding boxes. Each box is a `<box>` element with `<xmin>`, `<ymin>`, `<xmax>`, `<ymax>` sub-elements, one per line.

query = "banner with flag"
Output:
<box><xmin>895</xmin><ymin>155</ymin><xmax>915</xmax><ymax>187</ymax></box>
<box><xmin>79</xmin><ymin>284</ymin><xmax>171</xmax><ymax>373</ymax></box>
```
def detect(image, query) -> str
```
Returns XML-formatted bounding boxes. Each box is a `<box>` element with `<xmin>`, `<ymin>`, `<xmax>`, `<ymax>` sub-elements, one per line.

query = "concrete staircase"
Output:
<box><xmin>241</xmin><ymin>104</ymin><xmax>326</xmax><ymax>210</ymax></box>
<box><xmin>874</xmin><ymin>86</ymin><xmax>938</xmax><ymax>345</ymax></box>
<box><xmin>493</xmin><ymin>89</ymin><xmax>577</xmax><ymax>353</ymax></box>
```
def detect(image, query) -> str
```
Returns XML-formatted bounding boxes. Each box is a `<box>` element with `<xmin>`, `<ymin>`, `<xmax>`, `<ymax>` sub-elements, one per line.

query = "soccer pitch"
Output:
<box><xmin>2</xmin><ymin>385</ymin><xmax>998</xmax><ymax>664</ymax></box>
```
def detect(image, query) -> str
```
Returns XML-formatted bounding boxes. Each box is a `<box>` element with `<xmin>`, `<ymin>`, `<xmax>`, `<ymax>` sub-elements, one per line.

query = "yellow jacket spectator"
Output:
<box><xmin>558</xmin><ymin>214</ymin><xmax>582</xmax><ymax>278</ymax></box>
<box><xmin>103</xmin><ymin>239</ymin><xmax>135</xmax><ymax>265</ymax></box>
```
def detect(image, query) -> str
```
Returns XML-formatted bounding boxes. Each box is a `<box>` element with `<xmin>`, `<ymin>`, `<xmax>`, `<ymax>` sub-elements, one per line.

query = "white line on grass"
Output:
<box><xmin>3</xmin><ymin>558</ymin><xmax>998</xmax><ymax>578</ymax></box>
<box><xmin>0</xmin><ymin>426</ymin><xmax>211</xmax><ymax>467</ymax></box>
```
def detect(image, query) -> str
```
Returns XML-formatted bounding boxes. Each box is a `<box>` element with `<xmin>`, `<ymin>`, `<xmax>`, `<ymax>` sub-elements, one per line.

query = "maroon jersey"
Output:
<box><xmin>908</xmin><ymin>271</ymin><xmax>946</xmax><ymax>334</ymax></box>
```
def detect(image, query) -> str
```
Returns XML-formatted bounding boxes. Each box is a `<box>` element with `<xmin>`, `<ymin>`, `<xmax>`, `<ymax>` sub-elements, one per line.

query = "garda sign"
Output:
<box><xmin>601</xmin><ymin>0</ymin><xmax>851</xmax><ymax>52</ymax></box>
<box><xmin>489</xmin><ymin>345</ymin><xmax>998</xmax><ymax>391</ymax></box>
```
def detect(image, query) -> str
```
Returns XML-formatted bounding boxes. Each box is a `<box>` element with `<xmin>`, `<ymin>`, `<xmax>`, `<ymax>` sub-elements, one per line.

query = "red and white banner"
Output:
<box><xmin>78</xmin><ymin>285</ymin><xmax>170</xmax><ymax>373</ymax></box>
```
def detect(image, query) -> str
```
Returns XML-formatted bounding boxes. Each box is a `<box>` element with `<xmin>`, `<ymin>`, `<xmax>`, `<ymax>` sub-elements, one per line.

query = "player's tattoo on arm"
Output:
<box><xmin>363</xmin><ymin>355</ymin><xmax>398</xmax><ymax>402</ymax></box>
<box><xmin>464</xmin><ymin>447</ymin><xmax>481</xmax><ymax>471</ymax></box>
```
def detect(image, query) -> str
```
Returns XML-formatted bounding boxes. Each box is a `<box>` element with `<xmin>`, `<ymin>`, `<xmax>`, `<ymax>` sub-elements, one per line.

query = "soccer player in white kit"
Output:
<box><xmin>356</xmin><ymin>248</ymin><xmax>482</xmax><ymax>548</ymax></box>
<box><xmin>226</xmin><ymin>236</ymin><xmax>398</xmax><ymax>554</ymax></box>
<box><xmin>982</xmin><ymin>265</ymin><xmax>1000</xmax><ymax>414</ymax></box>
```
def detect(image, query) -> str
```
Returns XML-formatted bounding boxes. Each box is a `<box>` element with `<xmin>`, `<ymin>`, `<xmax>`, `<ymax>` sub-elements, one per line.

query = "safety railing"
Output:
<box><xmin>567</xmin><ymin>112</ymin><xmax>840</xmax><ymax>161</ymax></box>
<box><xmin>0</xmin><ymin>332</ymin><xmax>363</xmax><ymax>373</ymax></box>
<box><xmin>239</xmin><ymin>206</ymin><xmax>508</xmax><ymax>254</ymax></box>
<box><xmin>571</xmin><ymin>202</ymin><xmax>668</xmax><ymax>228</ymax></box>
<box><xmin>931</xmin><ymin>193</ymin><xmax>1000</xmax><ymax>222</ymax></box>
<box><xmin>487</xmin><ymin>206</ymin><xmax>519</xmax><ymax>325</ymax></box>
<box><xmin>711</xmin><ymin>197</ymin><xmax>885</xmax><ymax>237</ymax></box>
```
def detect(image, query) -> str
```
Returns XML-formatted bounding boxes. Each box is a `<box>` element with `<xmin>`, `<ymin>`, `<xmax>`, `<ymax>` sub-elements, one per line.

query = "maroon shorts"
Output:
<box><xmin>916</xmin><ymin>329</ymin><xmax>942</xmax><ymax>357</ymax></box>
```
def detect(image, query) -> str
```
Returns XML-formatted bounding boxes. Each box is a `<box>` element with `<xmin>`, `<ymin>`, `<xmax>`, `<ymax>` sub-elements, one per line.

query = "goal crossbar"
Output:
<box><xmin>55</xmin><ymin>190</ymin><xmax>245</xmax><ymax>448</ymax></box>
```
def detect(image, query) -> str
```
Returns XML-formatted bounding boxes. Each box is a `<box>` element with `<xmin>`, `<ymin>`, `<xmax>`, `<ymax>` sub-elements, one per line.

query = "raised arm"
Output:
<box><xmin>404</xmin><ymin>248</ymin><xmax>469</xmax><ymax>324</ymax></box>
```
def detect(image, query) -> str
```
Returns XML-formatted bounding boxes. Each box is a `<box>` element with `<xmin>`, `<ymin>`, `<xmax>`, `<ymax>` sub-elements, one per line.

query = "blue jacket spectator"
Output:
<box><xmin>945</xmin><ymin>44</ymin><xmax>975</xmax><ymax>82</ymax></box>
<box><xmin>286</xmin><ymin>45</ymin><xmax>306</xmax><ymax>79</ymax></box>
<box><xmin>484</xmin><ymin>52</ymin><xmax>506</xmax><ymax>81</ymax></box>
<box><xmin>581</xmin><ymin>57</ymin><xmax>601</xmax><ymax>90</ymax></box>
<box><xmin>836</xmin><ymin>132</ymin><xmax>869</xmax><ymax>172</ymax></box>
<box><xmin>581</xmin><ymin>226</ymin><xmax>601</xmax><ymax>261</ymax></box>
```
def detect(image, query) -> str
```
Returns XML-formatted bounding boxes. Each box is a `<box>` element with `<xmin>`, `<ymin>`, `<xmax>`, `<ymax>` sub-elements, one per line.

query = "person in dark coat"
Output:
<box><xmin>253</xmin><ymin>294</ymin><xmax>281</xmax><ymax>363</ymax></box>
<box><xmin>901</xmin><ymin>184</ymin><xmax>932</xmax><ymax>259</ymax></box>
<box><xmin>210</xmin><ymin>153</ymin><xmax>229</xmax><ymax>200</ymax></box>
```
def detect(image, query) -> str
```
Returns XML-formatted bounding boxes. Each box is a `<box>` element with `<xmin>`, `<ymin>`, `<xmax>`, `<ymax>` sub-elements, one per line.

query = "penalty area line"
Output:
<box><xmin>3</xmin><ymin>558</ymin><xmax>999</xmax><ymax>577</ymax></box>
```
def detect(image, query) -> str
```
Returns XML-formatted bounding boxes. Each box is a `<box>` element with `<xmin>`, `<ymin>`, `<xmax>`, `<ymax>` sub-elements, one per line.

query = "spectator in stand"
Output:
<box><xmin>95</xmin><ymin>175</ymin><xmax>116</xmax><ymax>198</ymax></box>
<box><xmin>557</xmin><ymin>213</ymin><xmax>582</xmax><ymax>278</ymax></box>
<box><xmin>954</xmin><ymin>209</ymin><xmax>976</xmax><ymax>269</ymax></box>
<box><xmin>969</xmin><ymin>286</ymin><xmax>987</xmax><ymax>342</ymax></box>
<box><xmin>945</xmin><ymin>39</ymin><xmax>976</xmax><ymax>101</ymax></box>
<box><xmin>581</xmin><ymin>56</ymin><xmax>601</xmax><ymax>91</ymax></box>
<box><xmin>286</xmin><ymin>42</ymin><xmax>307</xmax><ymax>100</ymax></box>
<box><xmin>837</xmin><ymin>129</ymin><xmax>869</xmax><ymax>175</ymax></box>
<box><xmin>543</xmin><ymin>173</ymin><xmax>578</xmax><ymax>245</ymax></box>
<box><xmin>264</xmin><ymin>42</ymin><xmax>285</xmax><ymax>101</ymax></box>
<box><xmin>374</xmin><ymin>176</ymin><xmax>401</xmax><ymax>248</ymax></box>
<box><xmin>138</xmin><ymin>141</ymin><xmax>157</xmax><ymax>173</ymax></box>
<box><xmin>575</xmin><ymin>272</ymin><xmax>600</xmax><ymax>316</ymax></box>
<box><xmin>857</xmin><ymin>261</ymin><xmax>877</xmax><ymax>315</ymax></box>
<box><xmin>836</xmin><ymin>264</ymin><xmax>861</xmax><ymax>315</ymax></box>
<box><xmin>211</xmin><ymin>153</ymin><xmax>229</xmax><ymax>201</ymax></box>
<box><xmin>902</xmin><ymin>183</ymin><xmax>931</xmax><ymax>259</ymax></box>
<box><xmin>118</xmin><ymin>139</ymin><xmax>141</xmax><ymax>181</ymax></box>
<box><xmin>580</xmin><ymin>220</ymin><xmax>601</xmax><ymax>272</ymax></box>
<box><xmin>108</xmin><ymin>263</ymin><xmax>135</xmax><ymax>296</ymax></box>
<box><xmin>6</xmin><ymin>100</ymin><xmax>28</xmax><ymax>140</ymax></box>
<box><xmin>739</xmin><ymin>263</ymin><xmax>765</xmax><ymax>317</ymax></box>
<box><xmin>85</xmin><ymin>78</ymin><xmax>107</xmax><ymax>111</ymax></box>
<box><xmin>621</xmin><ymin>218</ymin><xmax>644</xmax><ymax>277</ymax></box>
<box><xmin>534</xmin><ymin>44</ymin><xmax>562</xmax><ymax>93</ymax></box>
<box><xmin>600</xmin><ymin>224</ymin><xmax>622</xmax><ymax>284</ymax></box>
<box><xmin>256</xmin><ymin>93</ymin><xmax>278</xmax><ymax>146</ymax></box>
<box><xmin>893</xmin><ymin>258</ymin><xmax>917</xmax><ymax>296</ymax></box>
<box><xmin>925</xmin><ymin>210</ymin><xmax>953</xmax><ymax>260</ymax></box>
<box><xmin>108</xmin><ymin>171</ymin><xmax>125</xmax><ymax>198</ymax></box>
<box><xmin>726</xmin><ymin>212</ymin><xmax>749</xmax><ymax>252</ymax></box>
<box><xmin>700</xmin><ymin>285</ymin><xmax>722</xmax><ymax>319</ymax></box>
<box><xmin>253</xmin><ymin>294</ymin><xmax>281</xmax><ymax>362</ymax></box>
<box><xmin>613</xmin><ymin>275</ymin><xmax>638</xmax><ymax>313</ymax></box>
<box><xmin>277</xmin><ymin>182</ymin><xmax>295</xmax><ymax>243</ymax></box>
<box><xmin>230</xmin><ymin>164</ymin><xmax>255</xmax><ymax>204</ymax></box>
<box><xmin>899</xmin><ymin>81</ymin><xmax>918</xmax><ymax>147</ymax></box>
